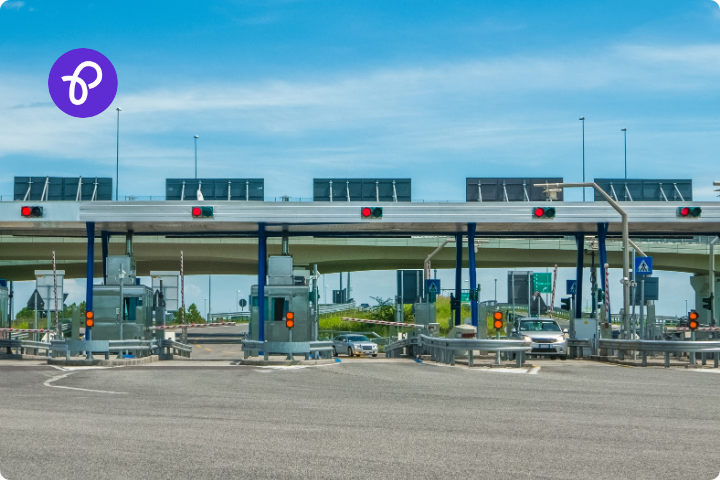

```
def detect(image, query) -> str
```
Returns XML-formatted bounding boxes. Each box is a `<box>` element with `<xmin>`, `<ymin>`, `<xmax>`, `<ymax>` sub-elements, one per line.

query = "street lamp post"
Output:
<box><xmin>116</xmin><ymin>107</ymin><xmax>121</xmax><ymax>201</ymax></box>
<box><xmin>494</xmin><ymin>279</ymin><xmax>497</xmax><ymax>302</ymax></box>
<box><xmin>579</xmin><ymin>117</ymin><xmax>585</xmax><ymax>201</ymax></box>
<box><xmin>194</xmin><ymin>135</ymin><xmax>199</xmax><ymax>179</ymax></box>
<box><xmin>236</xmin><ymin>290</ymin><xmax>241</xmax><ymax>311</ymax></box>
<box><xmin>536</xmin><ymin>181</ymin><xmax>631</xmax><ymax>338</ymax></box>
<box><xmin>621</xmin><ymin>128</ymin><xmax>627</xmax><ymax>179</ymax></box>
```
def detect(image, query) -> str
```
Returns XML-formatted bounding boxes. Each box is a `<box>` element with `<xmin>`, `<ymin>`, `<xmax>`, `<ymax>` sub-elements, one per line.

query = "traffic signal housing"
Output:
<box><xmin>361</xmin><ymin>207</ymin><xmax>383</xmax><ymax>219</ymax></box>
<box><xmin>703</xmin><ymin>294</ymin><xmax>714</xmax><ymax>312</ymax></box>
<box><xmin>192</xmin><ymin>206</ymin><xmax>214</xmax><ymax>218</ymax></box>
<box><xmin>532</xmin><ymin>207</ymin><xmax>556</xmax><ymax>219</ymax></box>
<box><xmin>560</xmin><ymin>297</ymin><xmax>572</xmax><ymax>311</ymax></box>
<box><xmin>689</xmin><ymin>310</ymin><xmax>700</xmax><ymax>330</ymax></box>
<box><xmin>85</xmin><ymin>311</ymin><xmax>94</xmax><ymax>328</ymax></box>
<box><xmin>677</xmin><ymin>207</ymin><xmax>702</xmax><ymax>218</ymax></box>
<box><xmin>285</xmin><ymin>311</ymin><xmax>295</xmax><ymax>329</ymax></box>
<box><xmin>21</xmin><ymin>206</ymin><xmax>43</xmax><ymax>218</ymax></box>
<box><xmin>492</xmin><ymin>311</ymin><xmax>504</xmax><ymax>330</ymax></box>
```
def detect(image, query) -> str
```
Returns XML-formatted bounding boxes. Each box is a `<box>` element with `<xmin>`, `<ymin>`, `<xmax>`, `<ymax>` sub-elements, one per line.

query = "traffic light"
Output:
<box><xmin>703</xmin><ymin>294</ymin><xmax>714</xmax><ymax>312</ymax></box>
<box><xmin>492</xmin><ymin>311</ymin><xmax>504</xmax><ymax>330</ymax></box>
<box><xmin>85</xmin><ymin>311</ymin><xmax>94</xmax><ymax>328</ymax></box>
<box><xmin>689</xmin><ymin>310</ymin><xmax>700</xmax><ymax>330</ymax></box>
<box><xmin>532</xmin><ymin>207</ymin><xmax>556</xmax><ymax>219</ymax></box>
<box><xmin>361</xmin><ymin>207</ymin><xmax>383</xmax><ymax>219</ymax></box>
<box><xmin>677</xmin><ymin>207</ymin><xmax>702</xmax><ymax>218</ymax></box>
<box><xmin>285</xmin><ymin>311</ymin><xmax>295</xmax><ymax>329</ymax></box>
<box><xmin>20</xmin><ymin>206</ymin><xmax>43</xmax><ymax>218</ymax></box>
<box><xmin>560</xmin><ymin>297</ymin><xmax>571</xmax><ymax>311</ymax></box>
<box><xmin>192</xmin><ymin>206</ymin><xmax>214</xmax><ymax>218</ymax></box>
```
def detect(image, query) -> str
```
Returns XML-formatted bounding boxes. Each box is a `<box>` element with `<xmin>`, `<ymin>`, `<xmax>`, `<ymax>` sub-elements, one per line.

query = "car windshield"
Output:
<box><xmin>347</xmin><ymin>335</ymin><xmax>370</xmax><ymax>342</ymax></box>
<box><xmin>519</xmin><ymin>321</ymin><xmax>561</xmax><ymax>332</ymax></box>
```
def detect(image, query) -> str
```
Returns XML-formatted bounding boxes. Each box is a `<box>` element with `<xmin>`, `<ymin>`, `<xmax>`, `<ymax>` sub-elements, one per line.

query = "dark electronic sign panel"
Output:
<box><xmin>14</xmin><ymin>177</ymin><xmax>112</xmax><ymax>201</ymax></box>
<box><xmin>466</xmin><ymin>178</ymin><xmax>564</xmax><ymax>202</ymax></box>
<box><xmin>166</xmin><ymin>179</ymin><xmax>264</xmax><ymax>201</ymax></box>
<box><xmin>313</xmin><ymin>178</ymin><xmax>411</xmax><ymax>202</ymax></box>
<box><xmin>593</xmin><ymin>179</ymin><xmax>692</xmax><ymax>202</ymax></box>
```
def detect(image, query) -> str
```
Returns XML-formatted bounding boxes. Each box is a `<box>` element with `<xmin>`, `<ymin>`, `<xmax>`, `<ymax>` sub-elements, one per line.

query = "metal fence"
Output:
<box><xmin>599</xmin><ymin>338</ymin><xmax>720</xmax><ymax>367</ymax></box>
<box><xmin>242</xmin><ymin>339</ymin><xmax>334</xmax><ymax>361</ymax></box>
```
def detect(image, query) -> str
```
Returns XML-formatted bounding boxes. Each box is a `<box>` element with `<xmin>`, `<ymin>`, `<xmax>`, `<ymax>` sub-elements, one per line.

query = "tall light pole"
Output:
<box><xmin>116</xmin><ymin>107</ymin><xmax>121</xmax><ymax>201</ymax></box>
<box><xmin>537</xmin><ymin>181</ymin><xmax>631</xmax><ymax>338</ymax></box>
<box><xmin>579</xmin><ymin>117</ymin><xmax>585</xmax><ymax>201</ymax></box>
<box><xmin>494</xmin><ymin>279</ymin><xmax>497</xmax><ymax>302</ymax></box>
<box><xmin>621</xmin><ymin>128</ymin><xmax>627</xmax><ymax>179</ymax></box>
<box><xmin>236</xmin><ymin>290</ymin><xmax>241</xmax><ymax>311</ymax></box>
<box><xmin>194</xmin><ymin>135</ymin><xmax>199</xmax><ymax>179</ymax></box>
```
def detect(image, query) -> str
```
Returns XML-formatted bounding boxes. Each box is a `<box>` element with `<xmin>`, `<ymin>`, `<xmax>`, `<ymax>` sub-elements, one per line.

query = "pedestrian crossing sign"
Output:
<box><xmin>635</xmin><ymin>257</ymin><xmax>653</xmax><ymax>275</ymax></box>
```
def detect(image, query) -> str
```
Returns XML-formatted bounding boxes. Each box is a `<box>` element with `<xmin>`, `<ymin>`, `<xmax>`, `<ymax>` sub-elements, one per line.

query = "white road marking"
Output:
<box><xmin>44</xmin><ymin>371</ymin><xmax>128</xmax><ymax>395</ymax></box>
<box><xmin>529</xmin><ymin>366</ymin><xmax>541</xmax><ymax>375</ymax></box>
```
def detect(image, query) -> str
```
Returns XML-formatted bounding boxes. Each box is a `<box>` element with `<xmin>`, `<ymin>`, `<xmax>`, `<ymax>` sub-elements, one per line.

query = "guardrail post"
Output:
<box><xmin>665</xmin><ymin>352</ymin><xmax>670</xmax><ymax>368</ymax></box>
<box><xmin>641</xmin><ymin>351</ymin><xmax>647</xmax><ymax>367</ymax></box>
<box><xmin>715</xmin><ymin>355</ymin><xmax>719</xmax><ymax>369</ymax></box>
<box><xmin>468</xmin><ymin>349</ymin><xmax>474</xmax><ymax>367</ymax></box>
<box><xmin>450</xmin><ymin>350</ymin><xmax>455</xmax><ymax>366</ymax></box>
<box><xmin>690</xmin><ymin>331</ymin><xmax>696</xmax><ymax>365</ymax></box>
<box><xmin>516</xmin><ymin>351</ymin><xmax>522</xmax><ymax>368</ymax></box>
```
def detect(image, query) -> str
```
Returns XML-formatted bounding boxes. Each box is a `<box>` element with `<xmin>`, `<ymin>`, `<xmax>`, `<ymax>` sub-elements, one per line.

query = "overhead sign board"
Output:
<box><xmin>314</xmin><ymin>178</ymin><xmax>411</xmax><ymax>202</ymax></box>
<box><xmin>466</xmin><ymin>178</ymin><xmax>564</xmax><ymax>202</ymax></box>
<box><xmin>593</xmin><ymin>179</ymin><xmax>692</xmax><ymax>202</ymax></box>
<box><xmin>166</xmin><ymin>179</ymin><xmax>264</xmax><ymax>201</ymax></box>
<box><xmin>635</xmin><ymin>257</ymin><xmax>653</xmax><ymax>275</ymax></box>
<box><xmin>15</xmin><ymin>177</ymin><xmax>112</xmax><ymax>201</ymax></box>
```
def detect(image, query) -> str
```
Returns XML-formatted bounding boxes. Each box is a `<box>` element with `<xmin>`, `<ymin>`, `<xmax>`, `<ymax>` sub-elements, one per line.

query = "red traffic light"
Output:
<box><xmin>532</xmin><ymin>207</ymin><xmax>556</xmax><ymax>219</ymax></box>
<box><xmin>678</xmin><ymin>207</ymin><xmax>701</xmax><ymax>218</ymax></box>
<box><xmin>192</xmin><ymin>207</ymin><xmax>202</xmax><ymax>217</ymax></box>
<box><xmin>361</xmin><ymin>207</ymin><xmax>372</xmax><ymax>217</ymax></box>
<box><xmin>360</xmin><ymin>207</ymin><xmax>383</xmax><ymax>219</ymax></box>
<box><xmin>285</xmin><ymin>311</ymin><xmax>295</xmax><ymax>329</ymax></box>
<box><xmin>689</xmin><ymin>310</ymin><xmax>700</xmax><ymax>329</ymax></box>
<box><xmin>21</xmin><ymin>206</ymin><xmax>43</xmax><ymax>218</ymax></box>
<box><xmin>680</xmin><ymin>207</ymin><xmax>690</xmax><ymax>217</ymax></box>
<box><xmin>85</xmin><ymin>311</ymin><xmax>94</xmax><ymax>328</ymax></box>
<box><xmin>533</xmin><ymin>207</ymin><xmax>545</xmax><ymax>217</ymax></box>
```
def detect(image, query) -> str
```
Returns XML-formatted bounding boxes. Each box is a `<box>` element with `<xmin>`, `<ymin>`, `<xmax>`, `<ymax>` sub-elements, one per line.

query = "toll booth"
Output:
<box><xmin>250</xmin><ymin>256</ymin><xmax>315</xmax><ymax>343</ymax></box>
<box><xmin>91</xmin><ymin>255</ymin><xmax>153</xmax><ymax>341</ymax></box>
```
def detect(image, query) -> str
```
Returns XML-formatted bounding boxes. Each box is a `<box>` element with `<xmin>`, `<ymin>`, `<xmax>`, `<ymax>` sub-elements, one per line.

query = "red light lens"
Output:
<box><xmin>534</xmin><ymin>208</ymin><xmax>545</xmax><ymax>217</ymax></box>
<box><xmin>192</xmin><ymin>207</ymin><xmax>202</xmax><ymax>217</ymax></box>
<box><xmin>361</xmin><ymin>207</ymin><xmax>372</xmax><ymax>217</ymax></box>
<box><xmin>680</xmin><ymin>207</ymin><xmax>690</xmax><ymax>216</ymax></box>
<box><xmin>21</xmin><ymin>206</ymin><xmax>31</xmax><ymax>216</ymax></box>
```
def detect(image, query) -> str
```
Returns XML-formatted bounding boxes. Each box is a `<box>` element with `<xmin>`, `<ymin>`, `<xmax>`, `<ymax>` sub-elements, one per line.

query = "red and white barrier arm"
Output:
<box><xmin>341</xmin><ymin>317</ymin><xmax>420</xmax><ymax>328</ymax></box>
<box><xmin>0</xmin><ymin>328</ymin><xmax>56</xmax><ymax>333</ymax></box>
<box><xmin>668</xmin><ymin>326</ymin><xmax>720</xmax><ymax>332</ymax></box>
<box><xmin>149</xmin><ymin>322</ymin><xmax>237</xmax><ymax>330</ymax></box>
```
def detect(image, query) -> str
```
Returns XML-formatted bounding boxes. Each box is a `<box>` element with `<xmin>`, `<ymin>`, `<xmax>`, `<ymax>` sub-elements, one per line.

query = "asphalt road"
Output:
<box><xmin>1</xmin><ymin>360</ymin><xmax>720</xmax><ymax>479</ymax></box>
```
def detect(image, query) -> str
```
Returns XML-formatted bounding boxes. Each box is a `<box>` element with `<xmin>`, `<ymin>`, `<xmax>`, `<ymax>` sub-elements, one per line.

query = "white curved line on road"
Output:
<box><xmin>44</xmin><ymin>371</ymin><xmax>128</xmax><ymax>395</ymax></box>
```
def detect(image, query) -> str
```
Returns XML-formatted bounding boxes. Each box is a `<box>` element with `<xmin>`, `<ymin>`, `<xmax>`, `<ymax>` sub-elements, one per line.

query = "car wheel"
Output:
<box><xmin>332</xmin><ymin>347</ymin><xmax>338</xmax><ymax>357</ymax></box>
<box><xmin>549</xmin><ymin>355</ymin><xmax>557</xmax><ymax>360</ymax></box>
<box><xmin>372</xmin><ymin>354</ymin><xmax>377</xmax><ymax>358</ymax></box>
<box><xmin>560</xmin><ymin>355</ymin><xmax>568</xmax><ymax>360</ymax></box>
<box><xmin>347</xmin><ymin>347</ymin><xmax>353</xmax><ymax>357</ymax></box>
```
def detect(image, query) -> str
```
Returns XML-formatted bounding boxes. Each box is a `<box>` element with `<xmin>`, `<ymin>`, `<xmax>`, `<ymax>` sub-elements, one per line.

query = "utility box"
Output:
<box><xmin>571</xmin><ymin>318</ymin><xmax>597</xmax><ymax>357</ymax></box>
<box><xmin>413</xmin><ymin>302</ymin><xmax>437</xmax><ymax>336</ymax></box>
<box><xmin>268</xmin><ymin>256</ymin><xmax>293</xmax><ymax>286</ymax></box>
<box><xmin>106</xmin><ymin>256</ymin><xmax>137</xmax><ymax>286</ymax></box>
<box><xmin>0</xmin><ymin>285</ymin><xmax>8</xmax><ymax>328</ymax></box>
<box><xmin>91</xmin><ymin>284</ymin><xmax>153</xmax><ymax>340</ymax></box>
<box><xmin>150</xmin><ymin>271</ymin><xmax>179</xmax><ymax>312</ymax></box>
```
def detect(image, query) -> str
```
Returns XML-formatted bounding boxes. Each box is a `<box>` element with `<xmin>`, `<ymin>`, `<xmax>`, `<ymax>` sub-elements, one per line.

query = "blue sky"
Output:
<box><xmin>1</xmin><ymin>1</ymin><xmax>719</xmax><ymax>316</ymax></box>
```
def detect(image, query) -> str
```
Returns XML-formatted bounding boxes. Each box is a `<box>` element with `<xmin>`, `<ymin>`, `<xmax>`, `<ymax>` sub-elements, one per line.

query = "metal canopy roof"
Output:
<box><xmin>0</xmin><ymin>201</ymin><xmax>718</xmax><ymax>237</ymax></box>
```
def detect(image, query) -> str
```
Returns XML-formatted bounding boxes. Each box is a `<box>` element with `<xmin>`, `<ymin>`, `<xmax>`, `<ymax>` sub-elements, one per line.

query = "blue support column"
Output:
<box><xmin>597</xmin><ymin>223</ymin><xmax>608</xmax><ymax>293</ymax></box>
<box><xmin>575</xmin><ymin>233</ymin><xmax>585</xmax><ymax>320</ymax></box>
<box><xmin>258</xmin><ymin>223</ymin><xmax>267</xmax><ymax>343</ymax></box>
<box><xmin>101</xmin><ymin>231</ymin><xmax>110</xmax><ymax>284</ymax></box>
<box><xmin>467</xmin><ymin>223</ymin><xmax>478</xmax><ymax>329</ymax></box>
<box><xmin>85</xmin><ymin>222</ymin><xmax>95</xmax><ymax>341</ymax></box>
<box><xmin>454</xmin><ymin>233</ymin><xmax>463</xmax><ymax>326</ymax></box>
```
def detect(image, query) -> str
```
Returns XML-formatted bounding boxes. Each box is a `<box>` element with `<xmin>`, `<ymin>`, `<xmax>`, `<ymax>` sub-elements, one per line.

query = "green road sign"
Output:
<box><xmin>460</xmin><ymin>292</ymin><xmax>469</xmax><ymax>302</ymax></box>
<box><xmin>533</xmin><ymin>273</ymin><xmax>552</xmax><ymax>294</ymax></box>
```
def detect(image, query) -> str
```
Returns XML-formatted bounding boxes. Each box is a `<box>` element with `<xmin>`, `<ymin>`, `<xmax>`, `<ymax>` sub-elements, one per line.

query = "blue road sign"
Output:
<box><xmin>426</xmin><ymin>279</ymin><xmax>441</xmax><ymax>295</ymax></box>
<box><xmin>566</xmin><ymin>280</ymin><xmax>577</xmax><ymax>295</ymax></box>
<box><xmin>635</xmin><ymin>256</ymin><xmax>653</xmax><ymax>275</ymax></box>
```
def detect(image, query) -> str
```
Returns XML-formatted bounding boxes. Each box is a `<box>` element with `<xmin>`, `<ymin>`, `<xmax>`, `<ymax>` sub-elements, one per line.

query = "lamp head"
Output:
<box><xmin>579</xmin><ymin>117</ymin><xmax>585</xmax><ymax>121</ymax></box>
<box><xmin>116</xmin><ymin>107</ymin><xmax>122</xmax><ymax>111</ymax></box>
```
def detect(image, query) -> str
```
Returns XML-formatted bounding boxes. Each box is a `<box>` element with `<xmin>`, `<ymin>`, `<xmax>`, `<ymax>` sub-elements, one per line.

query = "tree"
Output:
<box><xmin>187</xmin><ymin>303</ymin><xmax>204</xmax><ymax>323</ymax></box>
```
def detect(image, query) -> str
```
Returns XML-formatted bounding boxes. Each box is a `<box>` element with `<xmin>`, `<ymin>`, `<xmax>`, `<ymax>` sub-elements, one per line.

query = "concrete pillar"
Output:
<box><xmin>258</xmin><ymin>223</ymin><xmax>266</xmax><ymax>343</ymax></box>
<box><xmin>690</xmin><ymin>274</ymin><xmax>720</xmax><ymax>325</ymax></box>
<box><xmin>85</xmin><ymin>222</ymin><xmax>95</xmax><ymax>342</ymax></box>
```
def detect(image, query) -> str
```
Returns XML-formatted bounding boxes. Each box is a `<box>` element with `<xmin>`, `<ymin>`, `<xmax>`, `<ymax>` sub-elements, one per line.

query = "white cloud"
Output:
<box><xmin>1</xmin><ymin>1</ymin><xmax>25</xmax><ymax>10</ymax></box>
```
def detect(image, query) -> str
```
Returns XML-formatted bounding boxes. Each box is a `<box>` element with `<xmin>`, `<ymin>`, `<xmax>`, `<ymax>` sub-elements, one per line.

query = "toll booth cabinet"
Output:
<box><xmin>91</xmin><ymin>285</ymin><xmax>153</xmax><ymax>341</ymax></box>
<box><xmin>249</xmin><ymin>256</ymin><xmax>315</xmax><ymax>343</ymax></box>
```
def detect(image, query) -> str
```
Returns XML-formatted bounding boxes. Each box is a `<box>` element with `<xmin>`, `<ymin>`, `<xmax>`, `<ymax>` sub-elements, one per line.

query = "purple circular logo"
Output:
<box><xmin>48</xmin><ymin>48</ymin><xmax>118</xmax><ymax>118</ymax></box>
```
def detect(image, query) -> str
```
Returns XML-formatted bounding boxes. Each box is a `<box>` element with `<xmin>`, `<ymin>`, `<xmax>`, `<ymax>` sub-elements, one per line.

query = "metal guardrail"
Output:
<box><xmin>160</xmin><ymin>340</ymin><xmax>192</xmax><ymax>359</ymax></box>
<box><xmin>599</xmin><ymin>338</ymin><xmax>720</xmax><ymax>367</ymax></box>
<box><xmin>386</xmin><ymin>334</ymin><xmax>532</xmax><ymax>367</ymax></box>
<box><xmin>242</xmin><ymin>339</ymin><xmax>334</xmax><ymax>361</ymax></box>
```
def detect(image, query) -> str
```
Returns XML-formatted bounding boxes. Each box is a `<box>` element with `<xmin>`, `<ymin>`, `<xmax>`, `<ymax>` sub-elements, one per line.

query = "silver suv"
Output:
<box><xmin>511</xmin><ymin>317</ymin><xmax>568</xmax><ymax>359</ymax></box>
<box><xmin>333</xmin><ymin>334</ymin><xmax>378</xmax><ymax>357</ymax></box>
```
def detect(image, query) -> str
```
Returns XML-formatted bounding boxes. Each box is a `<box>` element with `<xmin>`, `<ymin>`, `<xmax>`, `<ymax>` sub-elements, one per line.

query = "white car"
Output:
<box><xmin>332</xmin><ymin>334</ymin><xmax>378</xmax><ymax>357</ymax></box>
<box><xmin>512</xmin><ymin>317</ymin><xmax>568</xmax><ymax>359</ymax></box>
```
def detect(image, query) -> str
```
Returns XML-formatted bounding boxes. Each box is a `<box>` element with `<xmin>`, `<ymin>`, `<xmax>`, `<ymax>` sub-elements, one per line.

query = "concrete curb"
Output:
<box><xmin>48</xmin><ymin>355</ymin><xmax>159</xmax><ymax>367</ymax></box>
<box><xmin>236</xmin><ymin>358</ymin><xmax>337</xmax><ymax>366</ymax></box>
<box><xmin>0</xmin><ymin>354</ymin><xmax>51</xmax><ymax>361</ymax></box>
